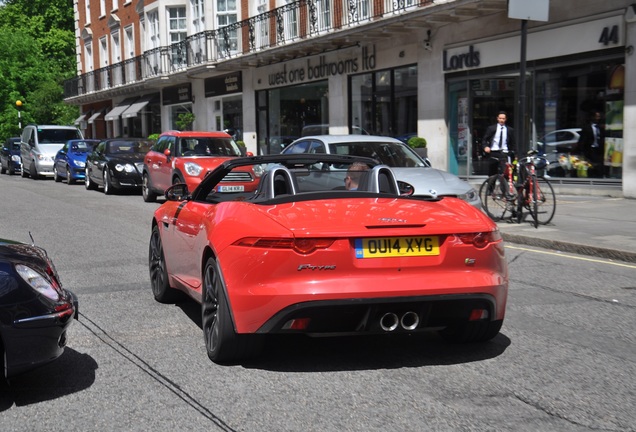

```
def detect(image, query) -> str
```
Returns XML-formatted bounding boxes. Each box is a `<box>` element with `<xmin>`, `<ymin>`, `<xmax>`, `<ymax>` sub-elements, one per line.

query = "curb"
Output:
<box><xmin>501</xmin><ymin>233</ymin><xmax>636</xmax><ymax>264</ymax></box>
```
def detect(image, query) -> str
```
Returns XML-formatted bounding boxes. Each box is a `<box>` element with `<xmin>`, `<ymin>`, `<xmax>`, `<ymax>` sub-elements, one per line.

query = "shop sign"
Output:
<box><xmin>443</xmin><ymin>45</ymin><xmax>480</xmax><ymax>71</ymax></box>
<box><xmin>267</xmin><ymin>45</ymin><xmax>376</xmax><ymax>86</ymax></box>
<box><xmin>205</xmin><ymin>72</ymin><xmax>243</xmax><ymax>97</ymax></box>
<box><xmin>162</xmin><ymin>83</ymin><xmax>192</xmax><ymax>105</ymax></box>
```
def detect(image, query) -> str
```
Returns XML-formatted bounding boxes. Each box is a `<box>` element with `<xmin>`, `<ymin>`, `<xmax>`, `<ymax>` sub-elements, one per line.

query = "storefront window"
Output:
<box><xmin>349</xmin><ymin>65</ymin><xmax>417</xmax><ymax>138</ymax></box>
<box><xmin>256</xmin><ymin>80</ymin><xmax>328</xmax><ymax>154</ymax></box>
<box><xmin>534</xmin><ymin>61</ymin><xmax>624</xmax><ymax>179</ymax></box>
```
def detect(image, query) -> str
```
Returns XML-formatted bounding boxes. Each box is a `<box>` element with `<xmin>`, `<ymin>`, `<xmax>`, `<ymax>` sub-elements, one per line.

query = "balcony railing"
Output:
<box><xmin>64</xmin><ymin>0</ymin><xmax>434</xmax><ymax>99</ymax></box>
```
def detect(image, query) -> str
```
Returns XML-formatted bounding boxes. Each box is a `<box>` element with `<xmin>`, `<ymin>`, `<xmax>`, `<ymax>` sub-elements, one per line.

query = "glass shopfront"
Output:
<box><xmin>349</xmin><ymin>65</ymin><xmax>418</xmax><ymax>138</ymax></box>
<box><xmin>256</xmin><ymin>80</ymin><xmax>329</xmax><ymax>154</ymax></box>
<box><xmin>448</xmin><ymin>51</ymin><xmax>624</xmax><ymax>181</ymax></box>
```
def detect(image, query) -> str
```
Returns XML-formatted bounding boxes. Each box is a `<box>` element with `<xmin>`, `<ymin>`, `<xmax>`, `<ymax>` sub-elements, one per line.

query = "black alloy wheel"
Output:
<box><xmin>148</xmin><ymin>225</ymin><xmax>181</xmax><ymax>303</ymax></box>
<box><xmin>201</xmin><ymin>257</ymin><xmax>263</xmax><ymax>363</ymax></box>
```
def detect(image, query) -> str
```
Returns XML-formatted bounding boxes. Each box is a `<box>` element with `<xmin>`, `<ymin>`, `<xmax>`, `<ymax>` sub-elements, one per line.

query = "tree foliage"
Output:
<box><xmin>0</xmin><ymin>0</ymin><xmax>77</xmax><ymax>139</ymax></box>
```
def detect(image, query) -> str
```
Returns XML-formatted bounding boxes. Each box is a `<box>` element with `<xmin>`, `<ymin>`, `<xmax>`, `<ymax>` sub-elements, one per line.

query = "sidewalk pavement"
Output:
<box><xmin>494</xmin><ymin>195</ymin><xmax>636</xmax><ymax>263</ymax></box>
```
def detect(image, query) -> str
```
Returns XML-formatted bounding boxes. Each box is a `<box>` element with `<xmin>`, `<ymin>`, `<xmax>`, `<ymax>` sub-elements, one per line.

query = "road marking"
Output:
<box><xmin>506</xmin><ymin>245</ymin><xmax>636</xmax><ymax>269</ymax></box>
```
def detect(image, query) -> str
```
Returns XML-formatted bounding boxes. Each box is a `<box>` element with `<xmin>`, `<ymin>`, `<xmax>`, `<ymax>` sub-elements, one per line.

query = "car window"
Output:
<box><xmin>308</xmin><ymin>141</ymin><xmax>326</xmax><ymax>154</ymax></box>
<box><xmin>328</xmin><ymin>142</ymin><xmax>425</xmax><ymax>168</ymax></box>
<box><xmin>70</xmin><ymin>141</ymin><xmax>87</xmax><ymax>152</ymax></box>
<box><xmin>283</xmin><ymin>140</ymin><xmax>311</xmax><ymax>154</ymax></box>
<box><xmin>37</xmin><ymin>129</ymin><xmax>82</xmax><ymax>143</ymax></box>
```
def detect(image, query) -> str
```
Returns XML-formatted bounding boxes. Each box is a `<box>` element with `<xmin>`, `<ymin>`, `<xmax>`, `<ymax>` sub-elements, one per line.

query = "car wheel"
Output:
<box><xmin>85</xmin><ymin>168</ymin><xmax>96</xmax><ymax>190</ymax></box>
<box><xmin>21</xmin><ymin>162</ymin><xmax>29</xmax><ymax>177</ymax></box>
<box><xmin>142</xmin><ymin>173</ymin><xmax>157</xmax><ymax>202</ymax></box>
<box><xmin>0</xmin><ymin>163</ymin><xmax>5</xmax><ymax>174</ymax></box>
<box><xmin>148</xmin><ymin>225</ymin><xmax>181</xmax><ymax>303</ymax></box>
<box><xmin>103</xmin><ymin>169</ymin><xmax>112</xmax><ymax>195</ymax></box>
<box><xmin>172</xmin><ymin>174</ymin><xmax>185</xmax><ymax>186</ymax></box>
<box><xmin>439</xmin><ymin>319</ymin><xmax>503</xmax><ymax>343</ymax></box>
<box><xmin>53</xmin><ymin>166</ymin><xmax>61</xmax><ymax>182</ymax></box>
<box><xmin>30</xmin><ymin>162</ymin><xmax>39</xmax><ymax>180</ymax></box>
<box><xmin>66</xmin><ymin>166</ymin><xmax>74</xmax><ymax>185</ymax></box>
<box><xmin>202</xmin><ymin>257</ymin><xmax>263</xmax><ymax>363</ymax></box>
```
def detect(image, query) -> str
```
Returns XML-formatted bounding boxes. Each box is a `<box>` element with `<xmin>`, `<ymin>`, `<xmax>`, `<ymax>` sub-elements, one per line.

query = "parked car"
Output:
<box><xmin>282</xmin><ymin>135</ymin><xmax>482</xmax><ymax>209</ymax></box>
<box><xmin>142</xmin><ymin>130</ymin><xmax>259</xmax><ymax>202</ymax></box>
<box><xmin>0</xmin><ymin>237</ymin><xmax>78</xmax><ymax>379</ymax></box>
<box><xmin>20</xmin><ymin>124</ymin><xmax>83</xmax><ymax>179</ymax></box>
<box><xmin>0</xmin><ymin>137</ymin><xmax>22</xmax><ymax>175</ymax></box>
<box><xmin>85</xmin><ymin>138</ymin><xmax>152</xmax><ymax>194</ymax></box>
<box><xmin>300</xmin><ymin>124</ymin><xmax>369</xmax><ymax>137</ymax></box>
<box><xmin>148</xmin><ymin>153</ymin><xmax>508</xmax><ymax>363</ymax></box>
<box><xmin>537</xmin><ymin>128</ymin><xmax>582</xmax><ymax>157</ymax></box>
<box><xmin>53</xmin><ymin>139</ymin><xmax>100</xmax><ymax>185</ymax></box>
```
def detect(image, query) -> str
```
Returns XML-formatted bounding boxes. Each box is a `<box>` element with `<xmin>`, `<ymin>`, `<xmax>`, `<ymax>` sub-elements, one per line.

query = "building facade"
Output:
<box><xmin>65</xmin><ymin>0</ymin><xmax>636</xmax><ymax>198</ymax></box>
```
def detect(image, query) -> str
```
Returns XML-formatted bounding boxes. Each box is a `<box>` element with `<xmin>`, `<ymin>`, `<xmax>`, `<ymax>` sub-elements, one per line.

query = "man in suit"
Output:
<box><xmin>576</xmin><ymin>110</ymin><xmax>604</xmax><ymax>177</ymax></box>
<box><xmin>482</xmin><ymin>111</ymin><xmax>516</xmax><ymax>176</ymax></box>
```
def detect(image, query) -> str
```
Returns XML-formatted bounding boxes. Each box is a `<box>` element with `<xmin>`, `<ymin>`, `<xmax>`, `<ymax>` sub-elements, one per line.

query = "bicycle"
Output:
<box><xmin>480</xmin><ymin>150</ymin><xmax>556</xmax><ymax>228</ymax></box>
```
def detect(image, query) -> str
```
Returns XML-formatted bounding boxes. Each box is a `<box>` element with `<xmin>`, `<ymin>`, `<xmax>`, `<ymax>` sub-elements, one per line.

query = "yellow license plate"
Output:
<box><xmin>355</xmin><ymin>236</ymin><xmax>439</xmax><ymax>258</ymax></box>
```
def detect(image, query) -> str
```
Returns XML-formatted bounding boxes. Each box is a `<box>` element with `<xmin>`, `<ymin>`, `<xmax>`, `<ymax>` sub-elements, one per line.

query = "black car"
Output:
<box><xmin>0</xmin><ymin>237</ymin><xmax>78</xmax><ymax>379</ymax></box>
<box><xmin>85</xmin><ymin>138</ymin><xmax>153</xmax><ymax>194</ymax></box>
<box><xmin>1</xmin><ymin>137</ymin><xmax>22</xmax><ymax>175</ymax></box>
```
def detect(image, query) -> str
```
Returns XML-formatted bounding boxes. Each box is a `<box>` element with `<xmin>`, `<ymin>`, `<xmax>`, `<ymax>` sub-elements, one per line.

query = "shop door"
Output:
<box><xmin>447</xmin><ymin>82</ymin><xmax>469</xmax><ymax>176</ymax></box>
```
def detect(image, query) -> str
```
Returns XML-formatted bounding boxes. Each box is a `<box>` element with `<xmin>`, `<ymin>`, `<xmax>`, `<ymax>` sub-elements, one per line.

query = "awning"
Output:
<box><xmin>87</xmin><ymin>110</ymin><xmax>104</xmax><ymax>124</ymax></box>
<box><xmin>74</xmin><ymin>113</ymin><xmax>88</xmax><ymax>125</ymax></box>
<box><xmin>104</xmin><ymin>97</ymin><xmax>138</xmax><ymax>121</ymax></box>
<box><xmin>121</xmin><ymin>94</ymin><xmax>158</xmax><ymax>119</ymax></box>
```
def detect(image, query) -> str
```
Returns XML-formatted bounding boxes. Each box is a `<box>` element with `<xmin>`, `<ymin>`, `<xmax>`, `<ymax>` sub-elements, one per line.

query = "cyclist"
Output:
<box><xmin>482</xmin><ymin>111</ymin><xmax>516</xmax><ymax>176</ymax></box>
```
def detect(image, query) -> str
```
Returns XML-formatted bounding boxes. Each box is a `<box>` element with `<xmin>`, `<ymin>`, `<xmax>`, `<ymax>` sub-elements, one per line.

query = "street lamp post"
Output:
<box><xmin>16</xmin><ymin>100</ymin><xmax>22</xmax><ymax>130</ymax></box>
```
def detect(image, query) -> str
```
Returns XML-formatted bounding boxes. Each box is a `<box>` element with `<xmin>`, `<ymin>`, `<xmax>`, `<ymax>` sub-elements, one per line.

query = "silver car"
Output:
<box><xmin>282</xmin><ymin>135</ymin><xmax>481</xmax><ymax>209</ymax></box>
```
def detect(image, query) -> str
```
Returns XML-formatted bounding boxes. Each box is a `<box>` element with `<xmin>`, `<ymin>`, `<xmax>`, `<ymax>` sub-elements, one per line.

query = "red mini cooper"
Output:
<box><xmin>142</xmin><ymin>130</ymin><xmax>259</xmax><ymax>202</ymax></box>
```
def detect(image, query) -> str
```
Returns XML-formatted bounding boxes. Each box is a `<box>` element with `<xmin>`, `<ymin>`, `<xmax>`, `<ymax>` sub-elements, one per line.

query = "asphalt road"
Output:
<box><xmin>1</xmin><ymin>174</ymin><xmax>635</xmax><ymax>432</ymax></box>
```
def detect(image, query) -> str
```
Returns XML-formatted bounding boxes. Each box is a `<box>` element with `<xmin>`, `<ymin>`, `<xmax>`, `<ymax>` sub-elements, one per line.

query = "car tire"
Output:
<box><xmin>103</xmin><ymin>169</ymin><xmax>113</xmax><ymax>195</ymax></box>
<box><xmin>148</xmin><ymin>225</ymin><xmax>182</xmax><ymax>303</ymax></box>
<box><xmin>66</xmin><ymin>166</ymin><xmax>74</xmax><ymax>185</ymax></box>
<box><xmin>0</xmin><ymin>163</ymin><xmax>5</xmax><ymax>174</ymax></box>
<box><xmin>85</xmin><ymin>168</ymin><xmax>96</xmax><ymax>190</ymax></box>
<box><xmin>142</xmin><ymin>173</ymin><xmax>157</xmax><ymax>202</ymax></box>
<box><xmin>172</xmin><ymin>174</ymin><xmax>185</xmax><ymax>186</ymax></box>
<box><xmin>53</xmin><ymin>166</ymin><xmax>61</xmax><ymax>182</ymax></box>
<box><xmin>21</xmin><ymin>162</ymin><xmax>29</xmax><ymax>178</ymax></box>
<box><xmin>202</xmin><ymin>256</ymin><xmax>263</xmax><ymax>364</ymax></box>
<box><xmin>30</xmin><ymin>162</ymin><xmax>39</xmax><ymax>180</ymax></box>
<box><xmin>439</xmin><ymin>319</ymin><xmax>503</xmax><ymax>343</ymax></box>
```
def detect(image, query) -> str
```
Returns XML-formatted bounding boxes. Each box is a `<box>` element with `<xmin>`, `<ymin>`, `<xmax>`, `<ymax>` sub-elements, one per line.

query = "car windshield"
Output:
<box><xmin>328</xmin><ymin>142</ymin><xmax>427</xmax><ymax>168</ymax></box>
<box><xmin>37</xmin><ymin>129</ymin><xmax>82</xmax><ymax>144</ymax></box>
<box><xmin>70</xmin><ymin>141</ymin><xmax>95</xmax><ymax>153</ymax></box>
<box><xmin>179</xmin><ymin>137</ymin><xmax>241</xmax><ymax>157</ymax></box>
<box><xmin>107</xmin><ymin>140</ymin><xmax>153</xmax><ymax>155</ymax></box>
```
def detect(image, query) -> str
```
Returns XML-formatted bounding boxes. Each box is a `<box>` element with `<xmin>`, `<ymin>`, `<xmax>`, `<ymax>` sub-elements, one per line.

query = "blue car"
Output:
<box><xmin>1</xmin><ymin>137</ymin><xmax>22</xmax><ymax>175</ymax></box>
<box><xmin>54</xmin><ymin>139</ymin><xmax>100</xmax><ymax>184</ymax></box>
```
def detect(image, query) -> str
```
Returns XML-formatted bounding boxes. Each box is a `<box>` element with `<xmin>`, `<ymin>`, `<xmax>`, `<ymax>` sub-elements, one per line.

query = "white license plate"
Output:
<box><xmin>217</xmin><ymin>185</ymin><xmax>244</xmax><ymax>192</ymax></box>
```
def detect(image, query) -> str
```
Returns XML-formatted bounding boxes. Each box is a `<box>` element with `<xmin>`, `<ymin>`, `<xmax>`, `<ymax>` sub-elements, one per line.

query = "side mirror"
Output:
<box><xmin>246</xmin><ymin>151</ymin><xmax>254</xmax><ymax>157</ymax></box>
<box><xmin>164</xmin><ymin>183</ymin><xmax>190</xmax><ymax>202</ymax></box>
<box><xmin>163</xmin><ymin>148</ymin><xmax>171</xmax><ymax>158</ymax></box>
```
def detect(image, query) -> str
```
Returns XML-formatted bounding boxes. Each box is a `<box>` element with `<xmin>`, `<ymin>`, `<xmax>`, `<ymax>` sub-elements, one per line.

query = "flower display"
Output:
<box><xmin>558</xmin><ymin>154</ymin><xmax>592</xmax><ymax>177</ymax></box>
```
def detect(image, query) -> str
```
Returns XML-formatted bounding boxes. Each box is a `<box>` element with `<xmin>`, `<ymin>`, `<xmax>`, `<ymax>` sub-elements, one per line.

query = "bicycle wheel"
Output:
<box><xmin>534</xmin><ymin>177</ymin><xmax>556</xmax><ymax>225</ymax></box>
<box><xmin>480</xmin><ymin>175</ymin><xmax>512</xmax><ymax>221</ymax></box>
<box><xmin>529</xmin><ymin>175</ymin><xmax>539</xmax><ymax>228</ymax></box>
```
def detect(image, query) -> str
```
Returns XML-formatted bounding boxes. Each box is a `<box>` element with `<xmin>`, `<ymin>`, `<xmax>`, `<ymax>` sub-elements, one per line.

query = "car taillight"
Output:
<box><xmin>234</xmin><ymin>237</ymin><xmax>335</xmax><ymax>254</ymax></box>
<box><xmin>456</xmin><ymin>230</ymin><xmax>502</xmax><ymax>249</ymax></box>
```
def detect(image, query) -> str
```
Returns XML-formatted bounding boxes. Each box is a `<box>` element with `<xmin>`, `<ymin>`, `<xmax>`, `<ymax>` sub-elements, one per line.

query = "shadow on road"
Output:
<box><xmin>0</xmin><ymin>348</ymin><xmax>98</xmax><ymax>410</ymax></box>
<box><xmin>175</xmin><ymin>297</ymin><xmax>511</xmax><ymax>372</ymax></box>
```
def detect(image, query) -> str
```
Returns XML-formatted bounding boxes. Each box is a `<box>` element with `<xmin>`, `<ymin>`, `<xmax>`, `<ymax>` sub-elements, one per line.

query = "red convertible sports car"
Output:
<box><xmin>149</xmin><ymin>154</ymin><xmax>508</xmax><ymax>363</ymax></box>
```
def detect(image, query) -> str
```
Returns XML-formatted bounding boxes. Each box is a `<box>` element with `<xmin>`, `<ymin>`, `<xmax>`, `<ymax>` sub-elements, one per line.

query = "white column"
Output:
<box><xmin>623</xmin><ymin>6</ymin><xmax>636</xmax><ymax>198</ymax></box>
